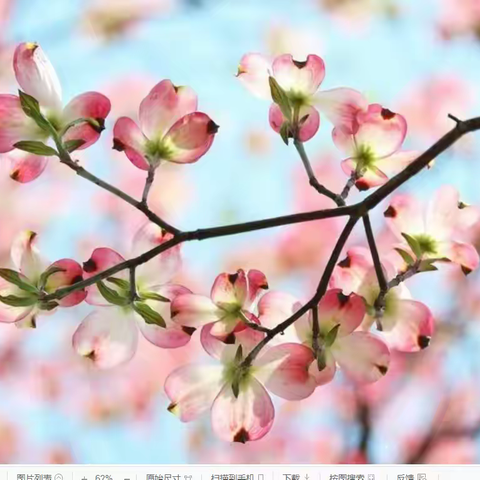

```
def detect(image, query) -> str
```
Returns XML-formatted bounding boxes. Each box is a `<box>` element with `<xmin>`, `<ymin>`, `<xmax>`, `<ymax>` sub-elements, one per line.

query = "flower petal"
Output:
<box><xmin>354</xmin><ymin>104</ymin><xmax>407</xmax><ymax>158</ymax></box>
<box><xmin>333</xmin><ymin>332</ymin><xmax>390</xmax><ymax>383</ymax></box>
<box><xmin>165</xmin><ymin>364</ymin><xmax>224</xmax><ymax>422</ymax></box>
<box><xmin>13</xmin><ymin>43</ymin><xmax>62</xmax><ymax>110</ymax></box>
<box><xmin>317</xmin><ymin>289</ymin><xmax>366</xmax><ymax>337</ymax></box>
<box><xmin>7</xmin><ymin>150</ymin><xmax>48</xmax><ymax>183</ymax></box>
<box><xmin>309</xmin><ymin>350</ymin><xmax>337</xmax><ymax>386</ymax></box>
<box><xmin>211</xmin><ymin>270</ymin><xmax>247</xmax><ymax>310</ymax></box>
<box><xmin>245</xmin><ymin>269</ymin><xmax>269</xmax><ymax>307</ymax></box>
<box><xmin>374</xmin><ymin>150</ymin><xmax>418</xmax><ymax>178</ymax></box>
<box><xmin>136</xmin><ymin>284</ymin><xmax>194</xmax><ymax>349</ymax></box>
<box><xmin>72</xmin><ymin>308</ymin><xmax>138</xmax><ymax>369</ymax></box>
<box><xmin>269</xmin><ymin>104</ymin><xmax>320</xmax><ymax>142</ymax></box>
<box><xmin>254</xmin><ymin>343</ymin><xmax>316</xmax><ymax>400</ymax></box>
<box><xmin>11</xmin><ymin>230</ymin><xmax>45</xmax><ymax>283</ymax></box>
<box><xmin>112</xmin><ymin>117</ymin><xmax>149</xmax><ymax>170</ymax></box>
<box><xmin>384</xmin><ymin>194</ymin><xmax>425</xmax><ymax>238</ymax></box>
<box><xmin>0</xmin><ymin>95</ymin><xmax>40</xmax><ymax>153</ymax></box>
<box><xmin>44</xmin><ymin>259</ymin><xmax>86</xmax><ymax>307</ymax></box>
<box><xmin>211</xmin><ymin>378</ymin><xmax>275</xmax><ymax>443</ymax></box>
<box><xmin>171</xmin><ymin>293</ymin><xmax>222</xmax><ymax>327</ymax></box>
<box><xmin>272</xmin><ymin>54</ymin><xmax>325</xmax><ymax>96</ymax></box>
<box><xmin>314</xmin><ymin>88</ymin><xmax>368</xmax><ymax>131</ymax></box>
<box><xmin>82</xmin><ymin>248</ymin><xmax>127</xmax><ymax>306</ymax></box>
<box><xmin>139</xmin><ymin>80</ymin><xmax>198</xmax><ymax>139</ymax></box>
<box><xmin>62</xmin><ymin>92</ymin><xmax>111</xmax><ymax>150</ymax></box>
<box><xmin>163</xmin><ymin>112</ymin><xmax>217</xmax><ymax>164</ymax></box>
<box><xmin>341</xmin><ymin>158</ymin><xmax>389</xmax><ymax>190</ymax></box>
<box><xmin>132</xmin><ymin>223</ymin><xmax>181</xmax><ymax>286</ymax></box>
<box><xmin>236</xmin><ymin>53</ymin><xmax>272</xmax><ymax>99</ymax></box>
<box><xmin>426</xmin><ymin>185</ymin><xmax>462</xmax><ymax>240</ymax></box>
<box><xmin>438</xmin><ymin>241</ymin><xmax>479</xmax><ymax>273</ymax></box>
<box><xmin>0</xmin><ymin>278</ymin><xmax>35</xmax><ymax>324</ymax></box>
<box><xmin>332</xmin><ymin>125</ymin><xmax>356</xmax><ymax>156</ymax></box>
<box><xmin>384</xmin><ymin>299</ymin><xmax>434</xmax><ymax>352</ymax></box>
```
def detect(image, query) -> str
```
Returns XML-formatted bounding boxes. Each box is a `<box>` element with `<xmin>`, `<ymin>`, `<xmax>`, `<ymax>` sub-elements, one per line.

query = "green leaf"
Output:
<box><xmin>64</xmin><ymin>139</ymin><xmax>86</xmax><ymax>153</ymax></box>
<box><xmin>234</xmin><ymin>344</ymin><xmax>243</xmax><ymax>364</ymax></box>
<box><xmin>38</xmin><ymin>266</ymin><xmax>66</xmax><ymax>289</ymax></box>
<box><xmin>0</xmin><ymin>268</ymin><xmax>38</xmax><ymax>294</ymax></box>
<box><xmin>324</xmin><ymin>324</ymin><xmax>341</xmax><ymax>348</ymax></box>
<box><xmin>0</xmin><ymin>294</ymin><xmax>37</xmax><ymax>307</ymax></box>
<box><xmin>418</xmin><ymin>259</ymin><xmax>439</xmax><ymax>273</ymax></box>
<box><xmin>231</xmin><ymin>378</ymin><xmax>240</xmax><ymax>399</ymax></box>
<box><xmin>140</xmin><ymin>291</ymin><xmax>170</xmax><ymax>302</ymax></box>
<box><xmin>316</xmin><ymin>349</ymin><xmax>327</xmax><ymax>372</ymax></box>
<box><xmin>268</xmin><ymin>76</ymin><xmax>292</xmax><ymax>121</ymax></box>
<box><xmin>38</xmin><ymin>300</ymin><xmax>59</xmax><ymax>311</ymax></box>
<box><xmin>279</xmin><ymin>122</ymin><xmax>290</xmax><ymax>146</ymax></box>
<box><xmin>97</xmin><ymin>280</ymin><xmax>129</xmax><ymax>306</ymax></box>
<box><xmin>13</xmin><ymin>141</ymin><xmax>57</xmax><ymax>157</ymax></box>
<box><xmin>18</xmin><ymin>90</ymin><xmax>51</xmax><ymax>131</ymax></box>
<box><xmin>401</xmin><ymin>233</ymin><xmax>422</xmax><ymax>258</ymax></box>
<box><xmin>106</xmin><ymin>277</ymin><xmax>130</xmax><ymax>291</ymax></box>
<box><xmin>394</xmin><ymin>248</ymin><xmax>415</xmax><ymax>266</ymax></box>
<box><xmin>133</xmin><ymin>301</ymin><xmax>166</xmax><ymax>327</ymax></box>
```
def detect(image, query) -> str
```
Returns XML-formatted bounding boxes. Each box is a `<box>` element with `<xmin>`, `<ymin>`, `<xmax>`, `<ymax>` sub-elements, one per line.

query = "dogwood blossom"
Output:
<box><xmin>113</xmin><ymin>79</ymin><xmax>218</xmax><ymax>170</ymax></box>
<box><xmin>333</xmin><ymin>103</ymin><xmax>417</xmax><ymax>190</ymax></box>
<box><xmin>0</xmin><ymin>230</ymin><xmax>86</xmax><ymax>328</ymax></box>
<box><xmin>73</xmin><ymin>223</ymin><xmax>192</xmax><ymax>368</ymax></box>
<box><xmin>165</xmin><ymin>324</ymin><xmax>316</xmax><ymax>442</ymax></box>
<box><xmin>0</xmin><ymin>42</ymin><xmax>111</xmax><ymax>182</ymax></box>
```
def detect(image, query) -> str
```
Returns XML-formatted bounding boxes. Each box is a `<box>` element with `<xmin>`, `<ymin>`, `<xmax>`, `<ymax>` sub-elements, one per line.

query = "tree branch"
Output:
<box><xmin>141</xmin><ymin>166</ymin><xmax>156</xmax><ymax>205</ymax></box>
<box><xmin>294</xmin><ymin>139</ymin><xmax>345</xmax><ymax>207</ymax></box>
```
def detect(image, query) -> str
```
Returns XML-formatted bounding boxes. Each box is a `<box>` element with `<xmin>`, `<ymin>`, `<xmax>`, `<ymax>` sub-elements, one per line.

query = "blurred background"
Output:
<box><xmin>1</xmin><ymin>0</ymin><xmax>480</xmax><ymax>464</ymax></box>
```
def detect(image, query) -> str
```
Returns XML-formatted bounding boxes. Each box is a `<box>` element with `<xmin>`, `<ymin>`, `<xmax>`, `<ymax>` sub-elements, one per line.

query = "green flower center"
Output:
<box><xmin>413</xmin><ymin>234</ymin><xmax>438</xmax><ymax>255</ymax></box>
<box><xmin>145</xmin><ymin>137</ymin><xmax>174</xmax><ymax>164</ymax></box>
<box><xmin>354</xmin><ymin>144</ymin><xmax>377</xmax><ymax>171</ymax></box>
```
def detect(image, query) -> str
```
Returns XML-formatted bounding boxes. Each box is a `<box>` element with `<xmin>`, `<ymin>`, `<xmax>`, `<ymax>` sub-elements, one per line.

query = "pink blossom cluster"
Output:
<box><xmin>0</xmin><ymin>43</ymin><xmax>479</xmax><ymax>445</ymax></box>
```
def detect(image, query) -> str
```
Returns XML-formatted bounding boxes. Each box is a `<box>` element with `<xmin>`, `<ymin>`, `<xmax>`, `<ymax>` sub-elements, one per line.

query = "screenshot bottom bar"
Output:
<box><xmin>0</xmin><ymin>466</ymin><xmax>473</xmax><ymax>480</ymax></box>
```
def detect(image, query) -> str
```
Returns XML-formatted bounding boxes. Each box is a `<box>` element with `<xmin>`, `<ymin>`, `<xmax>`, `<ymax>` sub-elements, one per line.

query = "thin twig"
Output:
<box><xmin>363</xmin><ymin>214</ymin><xmax>388</xmax><ymax>329</ymax></box>
<box><xmin>340</xmin><ymin>172</ymin><xmax>358</xmax><ymax>200</ymax></box>
<box><xmin>311</xmin><ymin>305</ymin><xmax>320</xmax><ymax>359</ymax></box>
<box><xmin>129</xmin><ymin>266</ymin><xmax>137</xmax><ymax>302</ymax></box>
<box><xmin>141</xmin><ymin>166</ymin><xmax>156</xmax><ymax>205</ymax></box>
<box><xmin>294</xmin><ymin>139</ymin><xmax>345</xmax><ymax>207</ymax></box>
<box><xmin>239</xmin><ymin>310</ymin><xmax>271</xmax><ymax>334</ymax></box>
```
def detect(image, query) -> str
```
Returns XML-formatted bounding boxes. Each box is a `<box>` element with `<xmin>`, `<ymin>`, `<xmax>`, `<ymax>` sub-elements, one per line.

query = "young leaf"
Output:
<box><xmin>139</xmin><ymin>291</ymin><xmax>170</xmax><ymax>302</ymax></box>
<box><xmin>418</xmin><ymin>259</ymin><xmax>439</xmax><ymax>273</ymax></box>
<box><xmin>64</xmin><ymin>139</ymin><xmax>86</xmax><ymax>153</ymax></box>
<box><xmin>106</xmin><ymin>277</ymin><xmax>130</xmax><ymax>291</ymax></box>
<box><xmin>0</xmin><ymin>294</ymin><xmax>37</xmax><ymax>307</ymax></box>
<box><xmin>38</xmin><ymin>266</ymin><xmax>66</xmax><ymax>289</ymax></box>
<box><xmin>316</xmin><ymin>349</ymin><xmax>327</xmax><ymax>372</ymax></box>
<box><xmin>38</xmin><ymin>300</ymin><xmax>59</xmax><ymax>311</ymax></box>
<box><xmin>401</xmin><ymin>233</ymin><xmax>422</xmax><ymax>258</ymax></box>
<box><xmin>231</xmin><ymin>378</ymin><xmax>240</xmax><ymax>399</ymax></box>
<box><xmin>0</xmin><ymin>269</ymin><xmax>38</xmax><ymax>294</ymax></box>
<box><xmin>14</xmin><ymin>141</ymin><xmax>57</xmax><ymax>157</ymax></box>
<box><xmin>394</xmin><ymin>248</ymin><xmax>415</xmax><ymax>266</ymax></box>
<box><xmin>97</xmin><ymin>280</ymin><xmax>129</xmax><ymax>306</ymax></box>
<box><xmin>279</xmin><ymin>122</ymin><xmax>290</xmax><ymax>146</ymax></box>
<box><xmin>18</xmin><ymin>90</ymin><xmax>51</xmax><ymax>132</ymax></box>
<box><xmin>133</xmin><ymin>301</ymin><xmax>166</xmax><ymax>328</ymax></box>
<box><xmin>324</xmin><ymin>324</ymin><xmax>341</xmax><ymax>348</ymax></box>
<box><xmin>268</xmin><ymin>76</ymin><xmax>292</xmax><ymax>122</ymax></box>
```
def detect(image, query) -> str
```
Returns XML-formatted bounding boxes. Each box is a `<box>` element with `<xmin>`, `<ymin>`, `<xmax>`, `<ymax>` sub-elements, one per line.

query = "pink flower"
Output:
<box><xmin>333</xmin><ymin>103</ymin><xmax>418</xmax><ymax>190</ymax></box>
<box><xmin>165</xmin><ymin>325</ymin><xmax>316</xmax><ymax>442</ymax></box>
<box><xmin>170</xmin><ymin>269</ymin><xmax>268</xmax><ymax>339</ymax></box>
<box><xmin>331</xmin><ymin>247</ymin><xmax>435</xmax><ymax>353</ymax></box>
<box><xmin>73</xmin><ymin>223</ymin><xmax>191</xmax><ymax>369</ymax></box>
<box><xmin>237</xmin><ymin>52</ymin><xmax>367</xmax><ymax>142</ymax></box>
<box><xmin>0</xmin><ymin>230</ymin><xmax>86</xmax><ymax>328</ymax></box>
<box><xmin>112</xmin><ymin>79</ymin><xmax>218</xmax><ymax>170</ymax></box>
<box><xmin>0</xmin><ymin>42</ymin><xmax>111</xmax><ymax>182</ymax></box>
<box><xmin>258</xmin><ymin>289</ymin><xmax>390</xmax><ymax>385</ymax></box>
<box><xmin>384</xmin><ymin>185</ymin><xmax>480</xmax><ymax>274</ymax></box>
